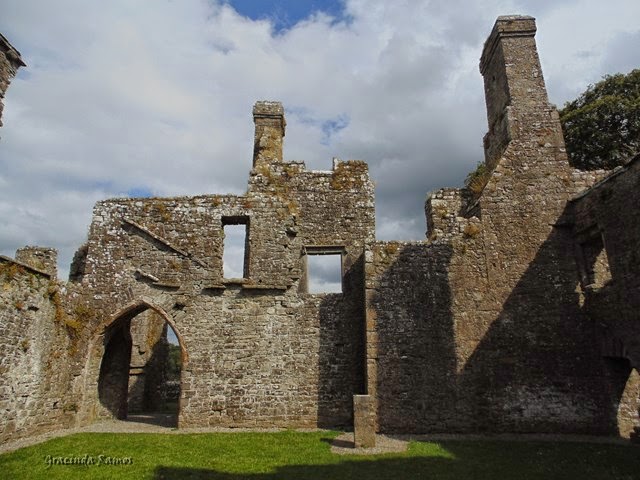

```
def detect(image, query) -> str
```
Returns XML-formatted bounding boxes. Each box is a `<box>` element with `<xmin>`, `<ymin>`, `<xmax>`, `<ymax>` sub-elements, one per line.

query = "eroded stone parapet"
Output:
<box><xmin>15</xmin><ymin>246</ymin><xmax>58</xmax><ymax>278</ymax></box>
<box><xmin>425</xmin><ymin>188</ymin><xmax>472</xmax><ymax>239</ymax></box>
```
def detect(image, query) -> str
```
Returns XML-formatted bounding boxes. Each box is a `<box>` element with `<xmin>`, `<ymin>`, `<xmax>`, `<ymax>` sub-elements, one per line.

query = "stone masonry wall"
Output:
<box><xmin>0</xmin><ymin>254</ymin><xmax>76</xmax><ymax>443</ymax></box>
<box><xmin>571</xmin><ymin>156</ymin><xmax>640</xmax><ymax>438</ymax></box>
<box><xmin>366</xmin><ymin>16</ymin><xmax>630</xmax><ymax>435</ymax></box>
<box><xmin>68</xmin><ymin>102</ymin><xmax>374</xmax><ymax>429</ymax></box>
<box><xmin>2</xmin><ymin>16</ymin><xmax>639</xmax><ymax>446</ymax></box>
<box><xmin>127</xmin><ymin>311</ymin><xmax>168</xmax><ymax>413</ymax></box>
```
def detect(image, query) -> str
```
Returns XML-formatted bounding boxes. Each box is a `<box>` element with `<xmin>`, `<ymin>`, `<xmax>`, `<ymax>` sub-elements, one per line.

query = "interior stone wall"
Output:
<box><xmin>69</xmin><ymin>109</ymin><xmax>374</xmax><ymax>428</ymax></box>
<box><xmin>0</xmin><ymin>255</ymin><xmax>76</xmax><ymax>443</ymax></box>
<box><xmin>366</xmin><ymin>16</ymin><xmax>635</xmax><ymax>436</ymax></box>
<box><xmin>571</xmin><ymin>155</ymin><xmax>640</xmax><ymax>439</ymax></box>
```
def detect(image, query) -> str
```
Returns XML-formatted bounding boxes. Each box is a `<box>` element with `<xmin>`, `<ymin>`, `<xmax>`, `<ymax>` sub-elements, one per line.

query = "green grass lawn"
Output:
<box><xmin>1</xmin><ymin>431</ymin><xmax>639</xmax><ymax>479</ymax></box>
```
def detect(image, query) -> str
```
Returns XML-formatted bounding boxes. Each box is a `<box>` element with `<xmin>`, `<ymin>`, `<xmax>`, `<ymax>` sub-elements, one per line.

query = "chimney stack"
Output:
<box><xmin>252</xmin><ymin>101</ymin><xmax>285</xmax><ymax>167</ymax></box>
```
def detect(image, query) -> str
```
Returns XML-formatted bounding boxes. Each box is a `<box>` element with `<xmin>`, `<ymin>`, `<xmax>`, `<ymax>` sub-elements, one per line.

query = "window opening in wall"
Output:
<box><xmin>578</xmin><ymin>229</ymin><xmax>612</xmax><ymax>289</ymax></box>
<box><xmin>303</xmin><ymin>247</ymin><xmax>343</xmax><ymax>293</ymax></box>
<box><xmin>222</xmin><ymin>217</ymin><xmax>249</xmax><ymax>279</ymax></box>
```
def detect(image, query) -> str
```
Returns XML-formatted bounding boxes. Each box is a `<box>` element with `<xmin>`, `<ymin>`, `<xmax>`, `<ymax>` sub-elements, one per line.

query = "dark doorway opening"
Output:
<box><xmin>97</xmin><ymin>307</ymin><xmax>182</xmax><ymax>427</ymax></box>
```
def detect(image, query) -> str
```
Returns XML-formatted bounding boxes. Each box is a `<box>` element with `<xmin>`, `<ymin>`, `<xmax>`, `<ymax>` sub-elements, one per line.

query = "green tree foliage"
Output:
<box><xmin>559</xmin><ymin>69</ymin><xmax>640</xmax><ymax>170</ymax></box>
<box><xmin>165</xmin><ymin>343</ymin><xmax>182</xmax><ymax>381</ymax></box>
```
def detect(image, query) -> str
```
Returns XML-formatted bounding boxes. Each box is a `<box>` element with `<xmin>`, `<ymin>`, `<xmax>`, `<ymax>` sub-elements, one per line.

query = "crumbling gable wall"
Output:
<box><xmin>0</xmin><ymin>250</ymin><xmax>77</xmax><ymax>444</ymax></box>
<box><xmin>70</xmin><ymin>101</ymin><xmax>375</xmax><ymax>429</ymax></box>
<box><xmin>366</xmin><ymin>16</ymin><xmax>631</xmax><ymax>435</ymax></box>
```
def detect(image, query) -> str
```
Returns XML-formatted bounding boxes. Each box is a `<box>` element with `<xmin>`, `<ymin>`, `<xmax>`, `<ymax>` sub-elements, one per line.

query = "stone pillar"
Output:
<box><xmin>353</xmin><ymin>394</ymin><xmax>376</xmax><ymax>448</ymax></box>
<box><xmin>253</xmin><ymin>101</ymin><xmax>285</xmax><ymax>167</ymax></box>
<box><xmin>0</xmin><ymin>33</ymin><xmax>26</xmax><ymax>129</ymax></box>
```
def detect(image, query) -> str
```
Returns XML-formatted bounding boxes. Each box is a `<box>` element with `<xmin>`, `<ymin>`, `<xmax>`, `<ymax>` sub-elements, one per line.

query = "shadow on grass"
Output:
<box><xmin>154</xmin><ymin>456</ymin><xmax>454</xmax><ymax>480</ymax></box>
<box><xmin>154</xmin><ymin>439</ymin><xmax>640</xmax><ymax>480</ymax></box>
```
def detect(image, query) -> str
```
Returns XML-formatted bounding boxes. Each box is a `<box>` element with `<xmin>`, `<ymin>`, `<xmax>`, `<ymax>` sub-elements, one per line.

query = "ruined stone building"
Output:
<box><xmin>0</xmin><ymin>34</ymin><xmax>25</xmax><ymax>132</ymax></box>
<box><xmin>1</xmin><ymin>16</ymin><xmax>639</xmax><ymax>446</ymax></box>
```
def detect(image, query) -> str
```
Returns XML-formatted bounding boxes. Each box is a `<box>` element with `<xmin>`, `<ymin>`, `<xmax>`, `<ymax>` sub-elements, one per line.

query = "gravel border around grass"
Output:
<box><xmin>2</xmin><ymin>415</ymin><xmax>637</xmax><ymax>455</ymax></box>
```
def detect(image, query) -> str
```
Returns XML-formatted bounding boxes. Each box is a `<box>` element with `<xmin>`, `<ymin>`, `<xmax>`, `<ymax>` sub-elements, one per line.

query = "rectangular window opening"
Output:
<box><xmin>302</xmin><ymin>247</ymin><xmax>344</xmax><ymax>294</ymax></box>
<box><xmin>222</xmin><ymin>217</ymin><xmax>249</xmax><ymax>279</ymax></box>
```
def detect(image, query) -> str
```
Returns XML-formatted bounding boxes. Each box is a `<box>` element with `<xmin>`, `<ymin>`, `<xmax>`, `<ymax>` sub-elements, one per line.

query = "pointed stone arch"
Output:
<box><xmin>80</xmin><ymin>300</ymin><xmax>188</xmax><ymax>426</ymax></box>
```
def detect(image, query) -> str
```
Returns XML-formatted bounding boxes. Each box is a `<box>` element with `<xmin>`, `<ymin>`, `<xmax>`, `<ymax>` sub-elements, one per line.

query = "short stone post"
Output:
<box><xmin>353</xmin><ymin>394</ymin><xmax>376</xmax><ymax>448</ymax></box>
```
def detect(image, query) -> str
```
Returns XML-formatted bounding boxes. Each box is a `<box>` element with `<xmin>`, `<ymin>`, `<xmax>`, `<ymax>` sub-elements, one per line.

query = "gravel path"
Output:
<box><xmin>2</xmin><ymin>416</ymin><xmax>636</xmax><ymax>455</ymax></box>
<box><xmin>330</xmin><ymin>433</ymin><xmax>408</xmax><ymax>455</ymax></box>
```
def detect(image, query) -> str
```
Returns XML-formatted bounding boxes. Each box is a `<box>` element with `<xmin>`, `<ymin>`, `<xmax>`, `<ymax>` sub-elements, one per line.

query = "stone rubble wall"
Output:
<box><xmin>127</xmin><ymin>311</ymin><xmax>168</xmax><ymax>413</ymax></box>
<box><xmin>571</xmin><ymin>156</ymin><xmax>640</xmax><ymax>438</ymax></box>
<box><xmin>365</xmin><ymin>16</ymin><xmax>636</xmax><ymax>436</ymax></box>
<box><xmin>0</xmin><ymin>256</ymin><xmax>76</xmax><ymax>444</ymax></box>
<box><xmin>1</xmin><ymin>17</ymin><xmax>639</xmax><ymax>446</ymax></box>
<box><xmin>70</xmin><ymin>148</ymin><xmax>374</xmax><ymax>429</ymax></box>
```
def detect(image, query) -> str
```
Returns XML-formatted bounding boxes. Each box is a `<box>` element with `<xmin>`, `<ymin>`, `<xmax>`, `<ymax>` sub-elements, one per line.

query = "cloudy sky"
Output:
<box><xmin>1</xmin><ymin>0</ymin><xmax>639</xmax><ymax>281</ymax></box>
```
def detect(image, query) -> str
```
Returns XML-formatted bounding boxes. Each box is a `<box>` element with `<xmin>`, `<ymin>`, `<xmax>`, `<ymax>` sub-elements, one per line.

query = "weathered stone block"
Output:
<box><xmin>353</xmin><ymin>394</ymin><xmax>376</xmax><ymax>448</ymax></box>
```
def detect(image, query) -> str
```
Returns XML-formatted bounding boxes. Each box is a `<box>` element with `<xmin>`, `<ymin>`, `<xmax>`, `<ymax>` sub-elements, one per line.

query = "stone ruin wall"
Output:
<box><xmin>66</xmin><ymin>104</ymin><xmax>375</xmax><ymax>429</ymax></box>
<box><xmin>570</xmin><ymin>155</ymin><xmax>640</xmax><ymax>439</ymax></box>
<box><xmin>365</xmin><ymin>16</ymin><xmax>640</xmax><ymax>436</ymax></box>
<box><xmin>127</xmin><ymin>311</ymin><xmax>169</xmax><ymax>413</ymax></box>
<box><xmin>0</xmin><ymin>16</ymin><xmax>639</xmax><ymax>445</ymax></box>
<box><xmin>0</xmin><ymin>249</ymin><xmax>78</xmax><ymax>444</ymax></box>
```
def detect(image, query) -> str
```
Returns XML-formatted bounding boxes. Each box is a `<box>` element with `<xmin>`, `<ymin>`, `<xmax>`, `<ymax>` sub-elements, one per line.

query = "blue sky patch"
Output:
<box><xmin>127</xmin><ymin>186</ymin><xmax>154</xmax><ymax>198</ymax></box>
<box><xmin>286</xmin><ymin>106</ymin><xmax>350</xmax><ymax>145</ymax></box>
<box><xmin>226</xmin><ymin>0</ymin><xmax>348</xmax><ymax>32</ymax></box>
<box><xmin>321</xmin><ymin>114</ymin><xmax>349</xmax><ymax>145</ymax></box>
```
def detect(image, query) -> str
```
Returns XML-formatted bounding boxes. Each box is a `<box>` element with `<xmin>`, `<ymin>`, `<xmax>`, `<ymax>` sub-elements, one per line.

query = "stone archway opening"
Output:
<box><xmin>97</xmin><ymin>305</ymin><xmax>183</xmax><ymax>427</ymax></box>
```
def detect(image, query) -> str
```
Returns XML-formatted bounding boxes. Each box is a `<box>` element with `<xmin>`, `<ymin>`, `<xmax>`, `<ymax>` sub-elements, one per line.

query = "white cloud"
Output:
<box><xmin>0</xmin><ymin>0</ymin><xmax>638</xmax><ymax>278</ymax></box>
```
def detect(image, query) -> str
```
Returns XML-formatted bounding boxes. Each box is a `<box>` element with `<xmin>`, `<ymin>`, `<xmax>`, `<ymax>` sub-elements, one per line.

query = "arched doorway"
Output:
<box><xmin>97</xmin><ymin>302</ymin><xmax>184</xmax><ymax>427</ymax></box>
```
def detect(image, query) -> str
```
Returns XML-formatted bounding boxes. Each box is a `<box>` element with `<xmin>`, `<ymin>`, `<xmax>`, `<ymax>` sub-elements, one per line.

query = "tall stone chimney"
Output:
<box><xmin>252</xmin><ymin>101</ymin><xmax>286</xmax><ymax>167</ymax></box>
<box><xmin>0</xmin><ymin>33</ymin><xmax>26</xmax><ymax>130</ymax></box>
<box><xmin>479</xmin><ymin>16</ymin><xmax>559</xmax><ymax>168</ymax></box>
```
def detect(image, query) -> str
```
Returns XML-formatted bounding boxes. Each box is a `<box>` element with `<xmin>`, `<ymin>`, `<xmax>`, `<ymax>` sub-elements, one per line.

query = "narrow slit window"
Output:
<box><xmin>303</xmin><ymin>248</ymin><xmax>343</xmax><ymax>293</ymax></box>
<box><xmin>222</xmin><ymin>217</ymin><xmax>249</xmax><ymax>279</ymax></box>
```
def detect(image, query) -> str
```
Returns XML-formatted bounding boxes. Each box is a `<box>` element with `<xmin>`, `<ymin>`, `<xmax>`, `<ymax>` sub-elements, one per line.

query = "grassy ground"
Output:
<box><xmin>1</xmin><ymin>431</ymin><xmax>639</xmax><ymax>479</ymax></box>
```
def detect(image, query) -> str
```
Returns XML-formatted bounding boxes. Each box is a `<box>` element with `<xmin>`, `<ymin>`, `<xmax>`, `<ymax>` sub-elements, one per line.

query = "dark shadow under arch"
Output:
<box><xmin>98</xmin><ymin>319</ymin><xmax>132</xmax><ymax>419</ymax></box>
<box><xmin>97</xmin><ymin>302</ymin><xmax>185</xmax><ymax>426</ymax></box>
